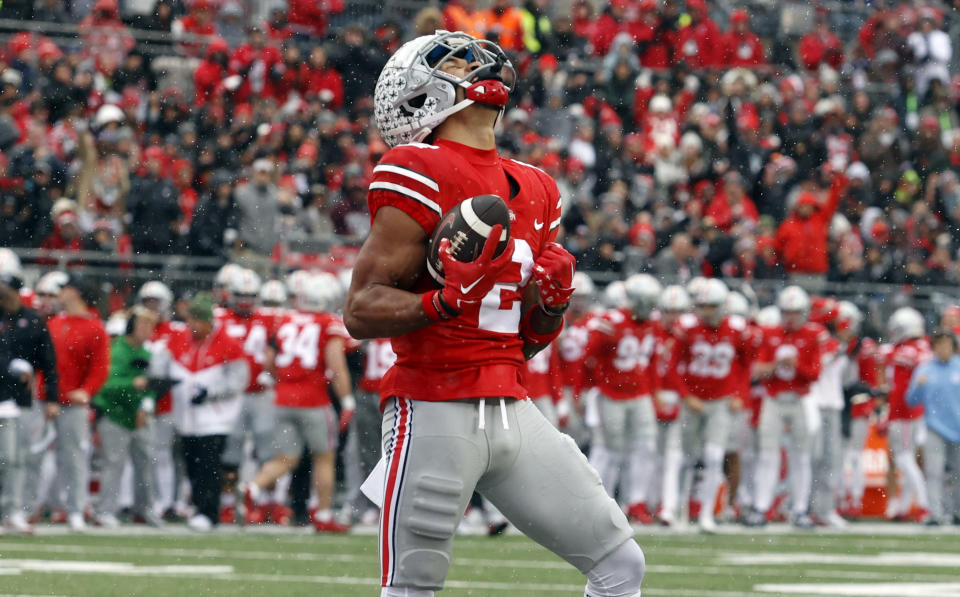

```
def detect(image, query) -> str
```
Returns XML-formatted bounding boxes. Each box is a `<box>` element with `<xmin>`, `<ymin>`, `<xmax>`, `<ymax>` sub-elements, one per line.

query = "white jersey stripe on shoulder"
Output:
<box><xmin>373</xmin><ymin>164</ymin><xmax>440</xmax><ymax>192</ymax></box>
<box><xmin>369</xmin><ymin>181</ymin><xmax>442</xmax><ymax>215</ymax></box>
<box><xmin>509</xmin><ymin>158</ymin><xmax>546</xmax><ymax>174</ymax></box>
<box><xmin>549</xmin><ymin>216</ymin><xmax>562</xmax><ymax>230</ymax></box>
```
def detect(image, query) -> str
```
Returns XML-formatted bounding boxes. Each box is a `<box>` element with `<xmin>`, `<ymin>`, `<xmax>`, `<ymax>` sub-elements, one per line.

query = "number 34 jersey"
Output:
<box><xmin>272</xmin><ymin>311</ymin><xmax>350</xmax><ymax>409</ymax></box>
<box><xmin>671</xmin><ymin>315</ymin><xmax>755</xmax><ymax>401</ymax></box>
<box><xmin>366</xmin><ymin>138</ymin><xmax>562</xmax><ymax>403</ymax></box>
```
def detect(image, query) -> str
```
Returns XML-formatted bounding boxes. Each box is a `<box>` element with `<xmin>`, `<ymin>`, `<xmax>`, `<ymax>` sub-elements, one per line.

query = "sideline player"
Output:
<box><xmin>345</xmin><ymin>30</ymin><xmax>643</xmax><ymax>597</ymax></box>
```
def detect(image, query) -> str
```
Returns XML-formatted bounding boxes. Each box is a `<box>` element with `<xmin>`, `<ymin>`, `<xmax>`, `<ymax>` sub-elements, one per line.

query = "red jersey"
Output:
<box><xmin>145</xmin><ymin>320</ymin><xmax>191</xmax><ymax>415</ymax></box>
<box><xmin>521</xmin><ymin>342</ymin><xmax>562</xmax><ymax>403</ymax></box>
<box><xmin>848</xmin><ymin>336</ymin><xmax>880</xmax><ymax>419</ymax></box>
<box><xmin>357</xmin><ymin>337</ymin><xmax>397</xmax><ymax>394</ymax></box>
<box><xmin>673</xmin><ymin>315</ymin><xmax>754</xmax><ymax>401</ymax></box>
<box><xmin>47</xmin><ymin>311</ymin><xmax>110</xmax><ymax>405</ymax></box>
<box><xmin>722</xmin><ymin>31</ymin><xmax>766</xmax><ymax>67</ymax></box>
<box><xmin>558</xmin><ymin>311</ymin><xmax>597</xmax><ymax>399</ymax></box>
<box><xmin>884</xmin><ymin>337</ymin><xmax>931</xmax><ymax>421</ymax></box>
<box><xmin>756</xmin><ymin>323</ymin><xmax>823</xmax><ymax>398</ymax></box>
<box><xmin>367</xmin><ymin>140</ymin><xmax>561</xmax><ymax>407</ymax></box>
<box><xmin>273</xmin><ymin>311</ymin><xmax>349</xmax><ymax>408</ymax></box>
<box><xmin>654</xmin><ymin>313</ymin><xmax>696</xmax><ymax>421</ymax></box>
<box><xmin>585</xmin><ymin>308</ymin><xmax>661</xmax><ymax>400</ymax></box>
<box><xmin>217</xmin><ymin>307</ymin><xmax>280</xmax><ymax>393</ymax></box>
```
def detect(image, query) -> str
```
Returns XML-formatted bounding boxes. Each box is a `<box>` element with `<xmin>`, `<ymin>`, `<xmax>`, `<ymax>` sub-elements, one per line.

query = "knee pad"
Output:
<box><xmin>585</xmin><ymin>539</ymin><xmax>645</xmax><ymax>597</ymax></box>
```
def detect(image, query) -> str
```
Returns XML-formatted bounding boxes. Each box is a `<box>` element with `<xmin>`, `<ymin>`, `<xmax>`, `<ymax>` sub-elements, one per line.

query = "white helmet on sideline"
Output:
<box><xmin>887</xmin><ymin>307</ymin><xmax>924</xmax><ymax>344</ymax></box>
<box><xmin>259</xmin><ymin>280</ymin><xmax>288</xmax><ymax>307</ymax></box>
<box><xmin>137</xmin><ymin>280</ymin><xmax>174</xmax><ymax>317</ymax></box>
<box><xmin>837</xmin><ymin>300</ymin><xmax>863</xmax><ymax>335</ymax></box>
<box><xmin>623</xmin><ymin>274</ymin><xmax>662</xmax><ymax>319</ymax></box>
<box><xmin>0</xmin><ymin>248</ymin><xmax>24</xmax><ymax>289</ymax></box>
<box><xmin>658</xmin><ymin>284</ymin><xmax>691</xmax><ymax>312</ymax></box>
<box><xmin>602</xmin><ymin>281</ymin><xmax>628</xmax><ymax>310</ymax></box>
<box><xmin>756</xmin><ymin>305</ymin><xmax>782</xmax><ymax>328</ymax></box>
<box><xmin>725</xmin><ymin>291</ymin><xmax>751</xmax><ymax>319</ymax></box>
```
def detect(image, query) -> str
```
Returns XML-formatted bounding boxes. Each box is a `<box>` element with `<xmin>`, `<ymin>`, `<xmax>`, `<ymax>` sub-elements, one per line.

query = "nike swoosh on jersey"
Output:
<box><xmin>460</xmin><ymin>275</ymin><xmax>485</xmax><ymax>294</ymax></box>
<box><xmin>534</xmin><ymin>219</ymin><xmax>544</xmax><ymax>230</ymax></box>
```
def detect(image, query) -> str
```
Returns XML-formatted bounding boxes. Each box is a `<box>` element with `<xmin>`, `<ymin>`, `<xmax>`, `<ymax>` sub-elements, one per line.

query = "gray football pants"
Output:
<box><xmin>96</xmin><ymin>417</ymin><xmax>154</xmax><ymax>517</ymax></box>
<box><xmin>925</xmin><ymin>431</ymin><xmax>960</xmax><ymax>523</ymax></box>
<box><xmin>378</xmin><ymin>397</ymin><xmax>634</xmax><ymax>590</ymax></box>
<box><xmin>0</xmin><ymin>417</ymin><xmax>16</xmax><ymax>517</ymax></box>
<box><xmin>811</xmin><ymin>407</ymin><xmax>843</xmax><ymax>517</ymax></box>
<box><xmin>2</xmin><ymin>403</ymin><xmax>43</xmax><ymax>516</ymax></box>
<box><xmin>55</xmin><ymin>405</ymin><xmax>91</xmax><ymax>516</ymax></box>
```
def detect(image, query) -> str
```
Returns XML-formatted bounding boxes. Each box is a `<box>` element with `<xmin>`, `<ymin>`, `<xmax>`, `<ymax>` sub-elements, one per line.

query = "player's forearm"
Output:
<box><xmin>344</xmin><ymin>284</ymin><xmax>434</xmax><ymax>339</ymax></box>
<box><xmin>521</xmin><ymin>306</ymin><xmax>564</xmax><ymax>360</ymax></box>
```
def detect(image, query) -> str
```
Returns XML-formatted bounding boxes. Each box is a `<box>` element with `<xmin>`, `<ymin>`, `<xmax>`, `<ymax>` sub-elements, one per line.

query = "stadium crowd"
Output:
<box><xmin>0</xmin><ymin>0</ymin><xmax>959</xmax><ymax>534</ymax></box>
<box><xmin>1</xmin><ymin>252</ymin><xmax>960</xmax><ymax>535</ymax></box>
<box><xmin>0</xmin><ymin>0</ymin><xmax>958</xmax><ymax>285</ymax></box>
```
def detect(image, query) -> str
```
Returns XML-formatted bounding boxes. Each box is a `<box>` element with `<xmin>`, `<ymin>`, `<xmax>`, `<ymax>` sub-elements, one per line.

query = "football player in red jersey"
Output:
<box><xmin>836</xmin><ymin>301</ymin><xmax>879</xmax><ymax>518</ymax></box>
<box><xmin>520</xmin><ymin>340</ymin><xmax>563</xmax><ymax>427</ymax></box>
<box><xmin>345</xmin><ymin>31</ymin><xmax>642</xmax><ymax>597</ymax></box>
<box><xmin>807</xmin><ymin>297</ymin><xmax>849</xmax><ymax>527</ymax></box>
<box><xmin>216</xmin><ymin>269</ymin><xmax>282</xmax><ymax>524</ymax></box>
<box><xmin>556</xmin><ymin>272</ymin><xmax>597</xmax><ymax>442</ymax></box>
<box><xmin>342</xmin><ymin>335</ymin><xmax>397</xmax><ymax>525</ymax></box>
<box><xmin>585</xmin><ymin>274</ymin><xmax>662</xmax><ymax>525</ymax></box>
<box><xmin>745</xmin><ymin>286</ymin><xmax>823</xmax><ymax>529</ymax></box>
<box><xmin>672</xmin><ymin>279</ymin><xmax>754</xmax><ymax>533</ymax></box>
<box><xmin>243</xmin><ymin>273</ymin><xmax>354</xmax><ymax>533</ymax></box>
<box><xmin>882</xmin><ymin>307</ymin><xmax>931</xmax><ymax>522</ymax></box>
<box><xmin>652</xmin><ymin>285</ymin><xmax>693</xmax><ymax>526</ymax></box>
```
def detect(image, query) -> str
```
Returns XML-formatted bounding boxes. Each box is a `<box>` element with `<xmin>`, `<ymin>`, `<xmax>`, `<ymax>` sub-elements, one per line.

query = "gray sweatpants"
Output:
<box><xmin>221</xmin><ymin>391</ymin><xmax>276</xmax><ymax>467</ymax></box>
<box><xmin>55</xmin><ymin>405</ymin><xmax>91</xmax><ymax>516</ymax></box>
<box><xmin>343</xmin><ymin>389</ymin><xmax>384</xmax><ymax>516</ymax></box>
<box><xmin>378</xmin><ymin>398</ymin><xmax>634</xmax><ymax>590</ymax></box>
<box><xmin>2</xmin><ymin>403</ymin><xmax>44</xmax><ymax>516</ymax></box>
<box><xmin>0</xmin><ymin>416</ymin><xmax>17</xmax><ymax>517</ymax></box>
<box><xmin>925</xmin><ymin>430</ymin><xmax>960</xmax><ymax>523</ymax></box>
<box><xmin>97</xmin><ymin>417</ymin><xmax>155</xmax><ymax>517</ymax></box>
<box><xmin>811</xmin><ymin>407</ymin><xmax>843</xmax><ymax>517</ymax></box>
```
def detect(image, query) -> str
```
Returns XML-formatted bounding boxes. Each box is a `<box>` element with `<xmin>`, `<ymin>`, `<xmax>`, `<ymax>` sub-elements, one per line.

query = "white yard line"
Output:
<box><xmin>722</xmin><ymin>551</ymin><xmax>960</xmax><ymax>568</ymax></box>
<box><xmin>754</xmin><ymin>582</ymin><xmax>960</xmax><ymax>596</ymax></box>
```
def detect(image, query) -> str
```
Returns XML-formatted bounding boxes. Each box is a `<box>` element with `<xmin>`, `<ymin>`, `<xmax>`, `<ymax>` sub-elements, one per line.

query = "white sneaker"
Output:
<box><xmin>188</xmin><ymin>514</ymin><xmax>213</xmax><ymax>532</ymax></box>
<box><xmin>658</xmin><ymin>509</ymin><xmax>676</xmax><ymax>527</ymax></box>
<box><xmin>699</xmin><ymin>514</ymin><xmax>718</xmax><ymax>534</ymax></box>
<box><xmin>360</xmin><ymin>508</ymin><xmax>380</xmax><ymax>526</ymax></box>
<box><xmin>7</xmin><ymin>512</ymin><xmax>33</xmax><ymax>535</ymax></box>
<box><xmin>68</xmin><ymin>512</ymin><xmax>87</xmax><ymax>532</ymax></box>
<box><xmin>95</xmin><ymin>513</ymin><xmax>120</xmax><ymax>529</ymax></box>
<box><xmin>824</xmin><ymin>511</ymin><xmax>848</xmax><ymax>528</ymax></box>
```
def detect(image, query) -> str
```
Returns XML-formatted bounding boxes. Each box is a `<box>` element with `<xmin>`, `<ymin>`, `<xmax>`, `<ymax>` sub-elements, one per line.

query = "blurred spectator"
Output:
<box><xmin>707</xmin><ymin>171</ymin><xmax>759</xmax><ymax>232</ymax></box>
<box><xmin>907</xmin><ymin>10</ymin><xmax>952</xmax><ymax>100</ymax></box>
<box><xmin>799</xmin><ymin>7</ymin><xmax>843</xmax><ymax>71</ymax></box>
<box><xmin>676</xmin><ymin>0</ymin><xmax>723</xmax><ymax>69</ymax></box>
<box><xmin>444</xmin><ymin>0</ymin><xmax>487</xmax><ymax>40</ymax></box>
<box><xmin>127</xmin><ymin>147</ymin><xmax>181</xmax><ymax>255</ymax></box>
<box><xmin>723</xmin><ymin>9</ymin><xmax>765</xmax><ymax>68</ymax></box>
<box><xmin>80</xmin><ymin>0</ymin><xmax>135</xmax><ymax>67</ymax></box>
<box><xmin>653</xmin><ymin>232</ymin><xmax>700</xmax><ymax>280</ymax></box>
<box><xmin>173</xmin><ymin>0</ymin><xmax>219</xmax><ymax>57</ymax></box>
<box><xmin>776</xmin><ymin>175</ymin><xmax>848</xmax><ymax>279</ymax></box>
<box><xmin>234</xmin><ymin>159</ymin><xmax>279</xmax><ymax>257</ymax></box>
<box><xmin>140</xmin><ymin>0</ymin><xmax>176</xmax><ymax>32</ymax></box>
<box><xmin>288</xmin><ymin>0</ymin><xmax>344</xmax><ymax>39</ymax></box>
<box><xmin>188</xmin><ymin>170</ymin><xmax>238</xmax><ymax>258</ymax></box>
<box><xmin>481</xmin><ymin>0</ymin><xmax>523</xmax><ymax>52</ymax></box>
<box><xmin>330</xmin><ymin>164</ymin><xmax>370</xmax><ymax>237</ymax></box>
<box><xmin>194</xmin><ymin>38</ymin><xmax>231</xmax><ymax>107</ymax></box>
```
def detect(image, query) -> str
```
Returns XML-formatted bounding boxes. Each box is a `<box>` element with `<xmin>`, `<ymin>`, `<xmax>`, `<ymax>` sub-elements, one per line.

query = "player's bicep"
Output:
<box><xmin>350</xmin><ymin>206</ymin><xmax>428</xmax><ymax>295</ymax></box>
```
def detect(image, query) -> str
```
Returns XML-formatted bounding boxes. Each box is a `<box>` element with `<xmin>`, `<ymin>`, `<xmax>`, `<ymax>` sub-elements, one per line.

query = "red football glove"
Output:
<box><xmin>437</xmin><ymin>224</ymin><xmax>515</xmax><ymax>314</ymax></box>
<box><xmin>532</xmin><ymin>242</ymin><xmax>576</xmax><ymax>312</ymax></box>
<box><xmin>338</xmin><ymin>395</ymin><xmax>355</xmax><ymax>434</ymax></box>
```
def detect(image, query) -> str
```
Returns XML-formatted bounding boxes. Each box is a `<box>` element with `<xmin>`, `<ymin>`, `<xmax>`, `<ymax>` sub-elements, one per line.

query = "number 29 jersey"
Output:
<box><xmin>367</xmin><ymin>139</ymin><xmax>562</xmax><ymax>404</ymax></box>
<box><xmin>272</xmin><ymin>311</ymin><xmax>350</xmax><ymax>409</ymax></box>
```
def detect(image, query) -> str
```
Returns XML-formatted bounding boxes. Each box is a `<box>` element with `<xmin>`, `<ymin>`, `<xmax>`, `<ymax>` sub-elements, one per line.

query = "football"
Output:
<box><xmin>426</xmin><ymin>194</ymin><xmax>511</xmax><ymax>284</ymax></box>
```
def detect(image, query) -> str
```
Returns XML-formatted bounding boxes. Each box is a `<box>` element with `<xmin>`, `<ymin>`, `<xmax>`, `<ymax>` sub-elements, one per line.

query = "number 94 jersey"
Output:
<box><xmin>273</xmin><ymin>311</ymin><xmax>350</xmax><ymax>409</ymax></box>
<box><xmin>366</xmin><ymin>139</ymin><xmax>562</xmax><ymax>403</ymax></box>
<box><xmin>585</xmin><ymin>308</ymin><xmax>664</xmax><ymax>400</ymax></box>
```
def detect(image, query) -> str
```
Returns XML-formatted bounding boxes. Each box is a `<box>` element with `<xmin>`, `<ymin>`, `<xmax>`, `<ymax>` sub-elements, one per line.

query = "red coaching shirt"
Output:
<box><xmin>367</xmin><ymin>139</ymin><xmax>562</xmax><ymax>406</ymax></box>
<box><xmin>273</xmin><ymin>311</ymin><xmax>349</xmax><ymax>409</ymax></box>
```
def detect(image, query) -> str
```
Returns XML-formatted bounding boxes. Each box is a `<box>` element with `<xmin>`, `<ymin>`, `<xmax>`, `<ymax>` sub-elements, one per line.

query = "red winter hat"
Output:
<box><xmin>796</xmin><ymin>192</ymin><xmax>819</xmax><ymax>208</ymax></box>
<box><xmin>143</xmin><ymin>146</ymin><xmax>166</xmax><ymax>162</ymax></box>
<box><xmin>296</xmin><ymin>142</ymin><xmax>318</xmax><ymax>161</ymax></box>
<box><xmin>540</xmin><ymin>152</ymin><xmax>561</xmax><ymax>170</ymax></box>
<box><xmin>36</xmin><ymin>39</ymin><xmax>63</xmax><ymax>62</ymax></box>
<box><xmin>8</xmin><ymin>32</ymin><xmax>32</xmax><ymax>56</ymax></box>
<box><xmin>730</xmin><ymin>9</ymin><xmax>749</xmax><ymax>23</ymax></box>
<box><xmin>565</xmin><ymin>157</ymin><xmax>586</xmax><ymax>173</ymax></box>
<box><xmin>810</xmin><ymin>297</ymin><xmax>839</xmax><ymax>325</ymax></box>
<box><xmin>537</xmin><ymin>53</ymin><xmax>558</xmax><ymax>71</ymax></box>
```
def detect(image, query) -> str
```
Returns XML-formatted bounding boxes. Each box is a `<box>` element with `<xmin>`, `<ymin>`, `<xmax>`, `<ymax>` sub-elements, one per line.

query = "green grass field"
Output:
<box><xmin>1</xmin><ymin>524</ymin><xmax>959</xmax><ymax>596</ymax></box>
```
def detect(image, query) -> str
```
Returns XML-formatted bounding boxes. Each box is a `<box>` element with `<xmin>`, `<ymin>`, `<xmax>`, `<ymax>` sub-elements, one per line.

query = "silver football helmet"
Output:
<box><xmin>374</xmin><ymin>30</ymin><xmax>516</xmax><ymax>148</ymax></box>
